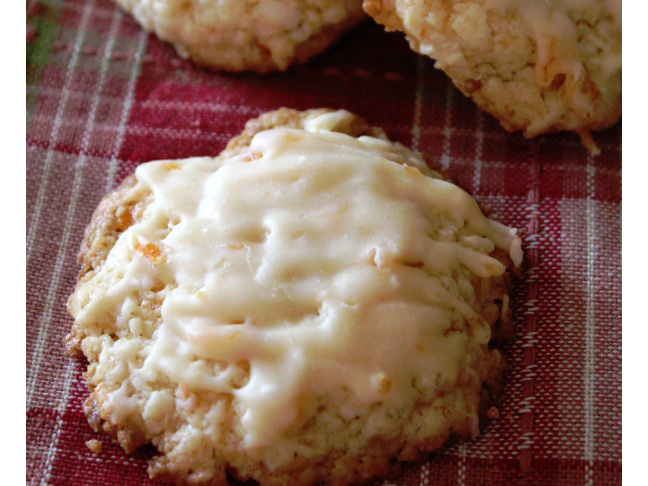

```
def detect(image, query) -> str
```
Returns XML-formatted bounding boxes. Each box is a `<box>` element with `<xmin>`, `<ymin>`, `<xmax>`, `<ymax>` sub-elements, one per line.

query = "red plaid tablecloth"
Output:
<box><xmin>26</xmin><ymin>0</ymin><xmax>622</xmax><ymax>484</ymax></box>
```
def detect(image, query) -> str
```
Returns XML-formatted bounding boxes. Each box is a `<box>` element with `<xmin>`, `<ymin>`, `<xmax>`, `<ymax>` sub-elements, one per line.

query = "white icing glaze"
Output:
<box><xmin>77</xmin><ymin>111</ymin><xmax>522</xmax><ymax>451</ymax></box>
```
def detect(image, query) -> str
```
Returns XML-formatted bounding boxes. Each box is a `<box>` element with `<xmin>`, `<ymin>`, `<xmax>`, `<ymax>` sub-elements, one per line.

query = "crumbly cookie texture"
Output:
<box><xmin>67</xmin><ymin>108</ymin><xmax>522</xmax><ymax>486</ymax></box>
<box><xmin>113</xmin><ymin>0</ymin><xmax>365</xmax><ymax>72</ymax></box>
<box><xmin>364</xmin><ymin>0</ymin><xmax>621</xmax><ymax>152</ymax></box>
<box><xmin>85</xmin><ymin>439</ymin><xmax>103</xmax><ymax>454</ymax></box>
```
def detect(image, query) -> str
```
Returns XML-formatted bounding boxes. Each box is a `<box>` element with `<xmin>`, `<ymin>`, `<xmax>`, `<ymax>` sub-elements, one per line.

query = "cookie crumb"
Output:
<box><xmin>486</xmin><ymin>407</ymin><xmax>500</xmax><ymax>419</ymax></box>
<box><xmin>85</xmin><ymin>439</ymin><xmax>103</xmax><ymax>454</ymax></box>
<box><xmin>578</xmin><ymin>130</ymin><xmax>601</xmax><ymax>156</ymax></box>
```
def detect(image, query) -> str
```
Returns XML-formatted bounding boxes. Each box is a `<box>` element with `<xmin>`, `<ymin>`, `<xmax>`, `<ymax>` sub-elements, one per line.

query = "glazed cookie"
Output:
<box><xmin>364</xmin><ymin>0</ymin><xmax>621</xmax><ymax>152</ymax></box>
<box><xmin>67</xmin><ymin>108</ymin><xmax>522</xmax><ymax>485</ymax></box>
<box><xmin>113</xmin><ymin>0</ymin><xmax>365</xmax><ymax>72</ymax></box>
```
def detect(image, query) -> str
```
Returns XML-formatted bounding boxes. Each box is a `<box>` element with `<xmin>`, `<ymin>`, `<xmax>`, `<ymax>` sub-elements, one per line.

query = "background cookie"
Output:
<box><xmin>364</xmin><ymin>0</ymin><xmax>621</xmax><ymax>152</ymax></box>
<box><xmin>113</xmin><ymin>0</ymin><xmax>366</xmax><ymax>72</ymax></box>
<box><xmin>67</xmin><ymin>108</ymin><xmax>521</xmax><ymax>485</ymax></box>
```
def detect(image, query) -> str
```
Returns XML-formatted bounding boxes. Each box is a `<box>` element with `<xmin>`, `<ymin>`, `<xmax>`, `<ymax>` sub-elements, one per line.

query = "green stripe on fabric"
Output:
<box><xmin>27</xmin><ymin>1</ymin><xmax>63</xmax><ymax>124</ymax></box>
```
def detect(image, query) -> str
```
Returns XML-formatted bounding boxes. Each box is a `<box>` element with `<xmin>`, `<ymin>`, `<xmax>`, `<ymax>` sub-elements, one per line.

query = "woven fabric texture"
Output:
<box><xmin>26</xmin><ymin>0</ymin><xmax>621</xmax><ymax>484</ymax></box>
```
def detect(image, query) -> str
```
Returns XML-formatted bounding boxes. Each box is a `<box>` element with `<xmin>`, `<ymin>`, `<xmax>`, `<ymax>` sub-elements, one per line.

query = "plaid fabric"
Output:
<box><xmin>26</xmin><ymin>0</ymin><xmax>622</xmax><ymax>484</ymax></box>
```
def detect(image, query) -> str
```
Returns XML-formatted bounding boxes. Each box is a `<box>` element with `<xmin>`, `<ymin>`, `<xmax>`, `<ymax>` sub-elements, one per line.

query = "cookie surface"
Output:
<box><xmin>364</xmin><ymin>0</ymin><xmax>621</xmax><ymax>149</ymax></box>
<box><xmin>113</xmin><ymin>0</ymin><xmax>365</xmax><ymax>72</ymax></box>
<box><xmin>67</xmin><ymin>108</ymin><xmax>522</xmax><ymax>485</ymax></box>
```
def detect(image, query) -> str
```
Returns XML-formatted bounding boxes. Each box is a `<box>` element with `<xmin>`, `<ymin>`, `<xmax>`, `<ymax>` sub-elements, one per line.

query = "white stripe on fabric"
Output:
<box><xmin>419</xmin><ymin>463</ymin><xmax>431</xmax><ymax>485</ymax></box>
<box><xmin>516</xmin><ymin>147</ymin><xmax>541</xmax><ymax>470</ymax></box>
<box><xmin>39</xmin><ymin>361</ymin><xmax>75</xmax><ymax>486</ymax></box>
<box><xmin>472</xmin><ymin>110</ymin><xmax>484</xmax><ymax>192</ymax></box>
<box><xmin>104</xmin><ymin>30</ymin><xmax>149</xmax><ymax>193</ymax></box>
<box><xmin>410</xmin><ymin>56</ymin><xmax>425</xmax><ymax>152</ymax></box>
<box><xmin>457</xmin><ymin>443</ymin><xmax>467</xmax><ymax>486</ymax></box>
<box><xmin>26</xmin><ymin>85</ymin><xmax>260</xmax><ymax>116</ymax></box>
<box><xmin>584</xmin><ymin>158</ymin><xmax>596</xmax><ymax>485</ymax></box>
<box><xmin>27</xmin><ymin>113</ymin><xmax>231</xmax><ymax>144</ymax></box>
<box><xmin>440</xmin><ymin>83</ymin><xmax>454</xmax><ymax>169</ymax></box>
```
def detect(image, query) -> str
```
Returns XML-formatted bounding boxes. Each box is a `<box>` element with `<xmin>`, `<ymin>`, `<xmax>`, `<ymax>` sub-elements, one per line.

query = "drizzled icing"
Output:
<box><xmin>75</xmin><ymin>111</ymin><xmax>522</xmax><ymax>452</ymax></box>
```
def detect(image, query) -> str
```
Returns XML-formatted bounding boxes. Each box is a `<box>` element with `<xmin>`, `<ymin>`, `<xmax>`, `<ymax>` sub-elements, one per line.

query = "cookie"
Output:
<box><xmin>364</xmin><ymin>0</ymin><xmax>621</xmax><ymax>152</ymax></box>
<box><xmin>113</xmin><ymin>0</ymin><xmax>365</xmax><ymax>72</ymax></box>
<box><xmin>67</xmin><ymin>108</ymin><xmax>522</xmax><ymax>485</ymax></box>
